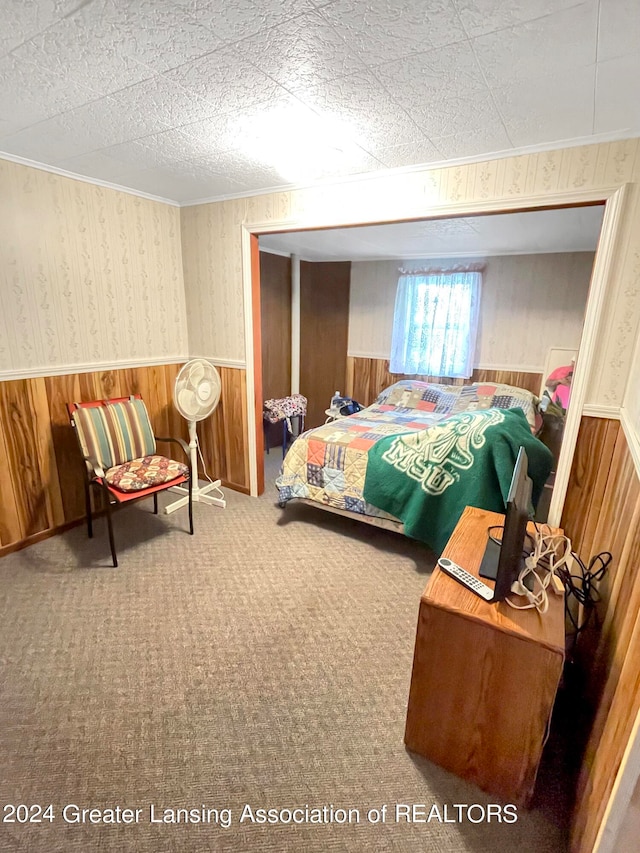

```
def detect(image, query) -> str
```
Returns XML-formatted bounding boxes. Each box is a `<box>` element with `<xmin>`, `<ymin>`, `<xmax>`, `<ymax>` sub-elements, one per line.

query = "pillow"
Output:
<box><xmin>375</xmin><ymin>379</ymin><xmax>539</xmax><ymax>428</ymax></box>
<box><xmin>470</xmin><ymin>383</ymin><xmax>539</xmax><ymax>429</ymax></box>
<box><xmin>375</xmin><ymin>380</ymin><xmax>466</xmax><ymax>413</ymax></box>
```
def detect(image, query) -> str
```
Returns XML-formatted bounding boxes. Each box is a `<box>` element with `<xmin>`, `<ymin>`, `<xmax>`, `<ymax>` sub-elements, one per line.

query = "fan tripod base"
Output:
<box><xmin>164</xmin><ymin>479</ymin><xmax>226</xmax><ymax>514</ymax></box>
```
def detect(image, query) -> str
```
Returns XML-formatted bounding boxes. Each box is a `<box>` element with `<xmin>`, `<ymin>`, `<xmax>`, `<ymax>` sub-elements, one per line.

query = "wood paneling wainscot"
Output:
<box><xmin>346</xmin><ymin>356</ymin><xmax>543</xmax><ymax>406</ymax></box>
<box><xmin>561</xmin><ymin>419</ymin><xmax>640</xmax><ymax>853</ymax></box>
<box><xmin>0</xmin><ymin>363</ymin><xmax>249</xmax><ymax>556</ymax></box>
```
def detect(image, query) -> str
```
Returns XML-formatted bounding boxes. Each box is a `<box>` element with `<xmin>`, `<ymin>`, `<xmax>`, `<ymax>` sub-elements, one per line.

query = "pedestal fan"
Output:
<box><xmin>165</xmin><ymin>358</ymin><xmax>226</xmax><ymax>514</ymax></box>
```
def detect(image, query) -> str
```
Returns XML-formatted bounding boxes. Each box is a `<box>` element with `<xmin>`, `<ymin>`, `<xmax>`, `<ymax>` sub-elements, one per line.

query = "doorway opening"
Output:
<box><xmin>243</xmin><ymin>185</ymin><xmax>627</xmax><ymax>530</ymax></box>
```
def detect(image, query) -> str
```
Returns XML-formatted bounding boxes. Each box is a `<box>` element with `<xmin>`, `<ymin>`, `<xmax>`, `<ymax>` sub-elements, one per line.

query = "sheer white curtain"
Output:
<box><xmin>389</xmin><ymin>270</ymin><xmax>482</xmax><ymax>378</ymax></box>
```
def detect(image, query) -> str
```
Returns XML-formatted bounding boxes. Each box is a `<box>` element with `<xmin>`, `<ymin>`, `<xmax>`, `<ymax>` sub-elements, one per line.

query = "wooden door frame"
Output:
<box><xmin>242</xmin><ymin>185</ymin><xmax>629</xmax><ymax>511</ymax></box>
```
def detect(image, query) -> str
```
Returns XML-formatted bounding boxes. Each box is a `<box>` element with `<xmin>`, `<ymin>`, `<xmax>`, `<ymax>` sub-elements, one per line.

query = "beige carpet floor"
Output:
<box><xmin>0</xmin><ymin>454</ymin><xmax>572</xmax><ymax>852</ymax></box>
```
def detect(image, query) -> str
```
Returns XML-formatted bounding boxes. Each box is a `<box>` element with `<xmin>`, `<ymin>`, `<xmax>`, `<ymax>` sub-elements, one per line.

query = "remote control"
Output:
<box><xmin>437</xmin><ymin>558</ymin><xmax>495</xmax><ymax>601</ymax></box>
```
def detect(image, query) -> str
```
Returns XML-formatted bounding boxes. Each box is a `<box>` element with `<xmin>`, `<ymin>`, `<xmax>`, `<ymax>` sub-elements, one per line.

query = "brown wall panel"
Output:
<box><xmin>0</xmin><ymin>379</ymin><xmax>52</xmax><ymax>539</ymax></box>
<box><xmin>562</xmin><ymin>423</ymin><xmax>640</xmax><ymax>852</ymax></box>
<box><xmin>260</xmin><ymin>250</ymin><xmax>292</xmax><ymax>450</ymax></box>
<box><xmin>300</xmin><ymin>260</ymin><xmax>351</xmax><ymax>428</ymax></box>
<box><xmin>182</xmin><ymin>366</ymin><xmax>249</xmax><ymax>493</ymax></box>
<box><xmin>0</xmin><ymin>412</ymin><xmax>23</xmax><ymax>546</ymax></box>
<box><xmin>260</xmin><ymin>251</ymin><xmax>291</xmax><ymax>399</ymax></box>
<box><xmin>45</xmin><ymin>372</ymin><xmax>87</xmax><ymax>522</ymax></box>
<box><xmin>346</xmin><ymin>356</ymin><xmax>543</xmax><ymax>407</ymax></box>
<box><xmin>28</xmin><ymin>378</ymin><xmax>65</xmax><ymax>530</ymax></box>
<box><xmin>0</xmin><ymin>362</ymin><xmax>249</xmax><ymax>557</ymax></box>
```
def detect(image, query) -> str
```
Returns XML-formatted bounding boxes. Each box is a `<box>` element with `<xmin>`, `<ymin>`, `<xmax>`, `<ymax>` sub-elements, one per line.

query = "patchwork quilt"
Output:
<box><xmin>276</xmin><ymin>379</ymin><xmax>540</xmax><ymax>519</ymax></box>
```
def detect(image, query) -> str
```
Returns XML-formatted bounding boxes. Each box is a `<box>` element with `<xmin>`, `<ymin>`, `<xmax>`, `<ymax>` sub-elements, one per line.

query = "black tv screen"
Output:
<box><xmin>479</xmin><ymin>446</ymin><xmax>533</xmax><ymax>602</ymax></box>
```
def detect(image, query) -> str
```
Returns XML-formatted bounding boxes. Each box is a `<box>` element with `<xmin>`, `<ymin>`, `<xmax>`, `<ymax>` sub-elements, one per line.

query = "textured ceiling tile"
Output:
<box><xmin>184</xmin><ymin>97</ymin><xmax>384</xmax><ymax>184</ymax></box>
<box><xmin>318</xmin><ymin>0</ymin><xmax>467</xmax><ymax>66</ymax></box>
<box><xmin>1</xmin><ymin>93</ymin><xmax>176</xmax><ymax>163</ymax></box>
<box><xmin>0</xmin><ymin>54</ymin><xmax>100</xmax><ymax>130</ymax></box>
<box><xmin>594</xmin><ymin>53</ymin><xmax>640</xmax><ymax>134</ymax></box>
<box><xmin>99</xmin><ymin>0</ymin><xmax>224</xmax><ymax>74</ymax></box>
<box><xmin>410</xmin><ymin>89</ymin><xmax>505</xmax><ymax>139</ymax></box>
<box><xmin>102</xmin><ymin>129</ymin><xmax>215</xmax><ymax>168</ymax></box>
<box><xmin>453</xmin><ymin>0</ymin><xmax>585</xmax><ymax>38</ymax></box>
<box><xmin>164</xmin><ymin>46</ymin><xmax>282</xmax><ymax>117</ymax></box>
<box><xmin>597</xmin><ymin>0</ymin><xmax>640</xmax><ymax>62</ymax></box>
<box><xmin>235</xmin><ymin>11</ymin><xmax>369</xmax><ymax>93</ymax></box>
<box><xmin>113</xmin><ymin>164</ymin><xmax>247</xmax><ymax>202</ymax></box>
<box><xmin>473</xmin><ymin>2</ymin><xmax>598</xmax><ymax>87</ymax></box>
<box><xmin>495</xmin><ymin>65</ymin><xmax>596</xmax><ymax>147</ymax></box>
<box><xmin>104</xmin><ymin>76</ymin><xmax>219</xmax><ymax>130</ymax></box>
<box><xmin>187</xmin><ymin>152</ymin><xmax>285</xmax><ymax>186</ymax></box>
<box><xmin>192</xmin><ymin>0</ymin><xmax>316</xmax><ymax>44</ymax></box>
<box><xmin>0</xmin><ymin>119</ymin><xmax>101</xmax><ymax>163</ymax></box>
<box><xmin>374</xmin><ymin>41</ymin><xmax>488</xmax><ymax>111</ymax></box>
<box><xmin>295</xmin><ymin>73</ymin><xmax>428</xmax><ymax>153</ymax></box>
<box><xmin>178</xmin><ymin>91</ymin><xmax>320</xmax><ymax>152</ymax></box>
<box><xmin>0</xmin><ymin>0</ymin><xmax>85</xmax><ymax>58</ymax></box>
<box><xmin>374</xmin><ymin>139</ymin><xmax>443</xmax><ymax>170</ymax></box>
<box><xmin>92</xmin><ymin>139</ymin><xmax>183</xmax><ymax>171</ymax></box>
<box><xmin>431</xmin><ymin>124</ymin><xmax>513</xmax><ymax>160</ymax></box>
<box><xmin>0</xmin><ymin>116</ymin><xmax>23</xmax><ymax>140</ymax></box>
<box><xmin>12</xmin><ymin>7</ymin><xmax>157</xmax><ymax>98</ymax></box>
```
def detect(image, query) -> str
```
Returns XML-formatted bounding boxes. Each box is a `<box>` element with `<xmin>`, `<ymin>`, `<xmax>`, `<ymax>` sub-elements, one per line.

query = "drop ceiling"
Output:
<box><xmin>1</xmin><ymin>1</ymin><xmax>637</xmax><ymax>205</ymax></box>
<box><xmin>259</xmin><ymin>205</ymin><xmax>605</xmax><ymax>261</ymax></box>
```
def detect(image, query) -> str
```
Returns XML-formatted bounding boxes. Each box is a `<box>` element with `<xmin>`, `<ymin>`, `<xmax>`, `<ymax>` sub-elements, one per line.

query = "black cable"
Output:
<box><xmin>555</xmin><ymin>550</ymin><xmax>612</xmax><ymax>653</ymax></box>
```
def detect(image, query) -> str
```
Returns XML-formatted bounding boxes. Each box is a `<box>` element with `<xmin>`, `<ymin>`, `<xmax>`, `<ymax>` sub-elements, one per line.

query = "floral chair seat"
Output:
<box><xmin>105</xmin><ymin>455</ymin><xmax>190</xmax><ymax>492</ymax></box>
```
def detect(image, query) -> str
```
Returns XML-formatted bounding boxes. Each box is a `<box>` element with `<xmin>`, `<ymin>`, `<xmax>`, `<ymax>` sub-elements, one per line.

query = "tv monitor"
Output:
<box><xmin>479</xmin><ymin>446</ymin><xmax>534</xmax><ymax>602</ymax></box>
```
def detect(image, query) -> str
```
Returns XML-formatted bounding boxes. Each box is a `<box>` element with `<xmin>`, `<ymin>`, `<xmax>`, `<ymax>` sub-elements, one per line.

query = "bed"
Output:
<box><xmin>275</xmin><ymin>379</ymin><xmax>554</xmax><ymax>553</ymax></box>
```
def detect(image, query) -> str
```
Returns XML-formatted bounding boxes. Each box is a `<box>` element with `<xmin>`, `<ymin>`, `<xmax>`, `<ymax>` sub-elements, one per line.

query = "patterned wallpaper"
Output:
<box><xmin>181</xmin><ymin>138</ymin><xmax>640</xmax><ymax>416</ymax></box>
<box><xmin>0</xmin><ymin>159</ymin><xmax>187</xmax><ymax>376</ymax></box>
<box><xmin>180</xmin><ymin>200</ymin><xmax>246</xmax><ymax>362</ymax></box>
<box><xmin>348</xmin><ymin>253</ymin><xmax>595</xmax><ymax>371</ymax></box>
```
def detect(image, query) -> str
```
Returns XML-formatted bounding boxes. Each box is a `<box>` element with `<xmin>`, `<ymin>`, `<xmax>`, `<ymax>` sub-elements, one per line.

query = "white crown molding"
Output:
<box><xmin>0</xmin><ymin>355</ymin><xmax>188</xmax><ymax>382</ymax></box>
<box><xmin>0</xmin><ymin>151</ymin><xmax>180</xmax><ymax>207</ymax></box>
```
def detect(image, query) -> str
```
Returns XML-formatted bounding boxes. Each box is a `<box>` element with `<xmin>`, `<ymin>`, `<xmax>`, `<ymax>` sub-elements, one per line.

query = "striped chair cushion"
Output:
<box><xmin>72</xmin><ymin>399</ymin><xmax>156</xmax><ymax>471</ymax></box>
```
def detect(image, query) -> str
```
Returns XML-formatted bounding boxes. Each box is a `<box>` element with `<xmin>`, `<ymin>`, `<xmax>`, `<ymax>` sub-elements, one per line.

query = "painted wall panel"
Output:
<box><xmin>348</xmin><ymin>252</ymin><xmax>594</xmax><ymax>370</ymax></box>
<box><xmin>0</xmin><ymin>160</ymin><xmax>187</xmax><ymax>376</ymax></box>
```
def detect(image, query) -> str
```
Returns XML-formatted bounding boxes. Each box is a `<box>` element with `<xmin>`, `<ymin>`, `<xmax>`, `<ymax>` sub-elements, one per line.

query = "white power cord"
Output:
<box><xmin>505</xmin><ymin>526</ymin><xmax>573</xmax><ymax>615</ymax></box>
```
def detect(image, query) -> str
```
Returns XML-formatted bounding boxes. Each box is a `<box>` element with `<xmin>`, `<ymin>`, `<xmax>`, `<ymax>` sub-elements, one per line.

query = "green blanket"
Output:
<box><xmin>363</xmin><ymin>407</ymin><xmax>553</xmax><ymax>553</ymax></box>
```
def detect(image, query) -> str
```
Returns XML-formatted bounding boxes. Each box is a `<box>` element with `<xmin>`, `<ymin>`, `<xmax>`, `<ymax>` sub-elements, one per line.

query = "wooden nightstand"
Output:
<box><xmin>404</xmin><ymin>506</ymin><xmax>565</xmax><ymax>805</ymax></box>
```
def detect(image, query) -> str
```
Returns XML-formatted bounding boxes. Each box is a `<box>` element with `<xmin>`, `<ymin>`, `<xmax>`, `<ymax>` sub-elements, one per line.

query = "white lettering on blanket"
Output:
<box><xmin>380</xmin><ymin>410</ymin><xmax>505</xmax><ymax>496</ymax></box>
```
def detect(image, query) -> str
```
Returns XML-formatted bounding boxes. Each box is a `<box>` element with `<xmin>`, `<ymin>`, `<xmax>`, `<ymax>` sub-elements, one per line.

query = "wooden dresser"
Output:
<box><xmin>404</xmin><ymin>506</ymin><xmax>565</xmax><ymax>805</ymax></box>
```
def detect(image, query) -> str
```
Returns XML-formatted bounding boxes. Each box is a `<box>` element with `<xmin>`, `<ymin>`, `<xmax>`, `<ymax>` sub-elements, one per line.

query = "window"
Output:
<box><xmin>389</xmin><ymin>268</ymin><xmax>482</xmax><ymax>378</ymax></box>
